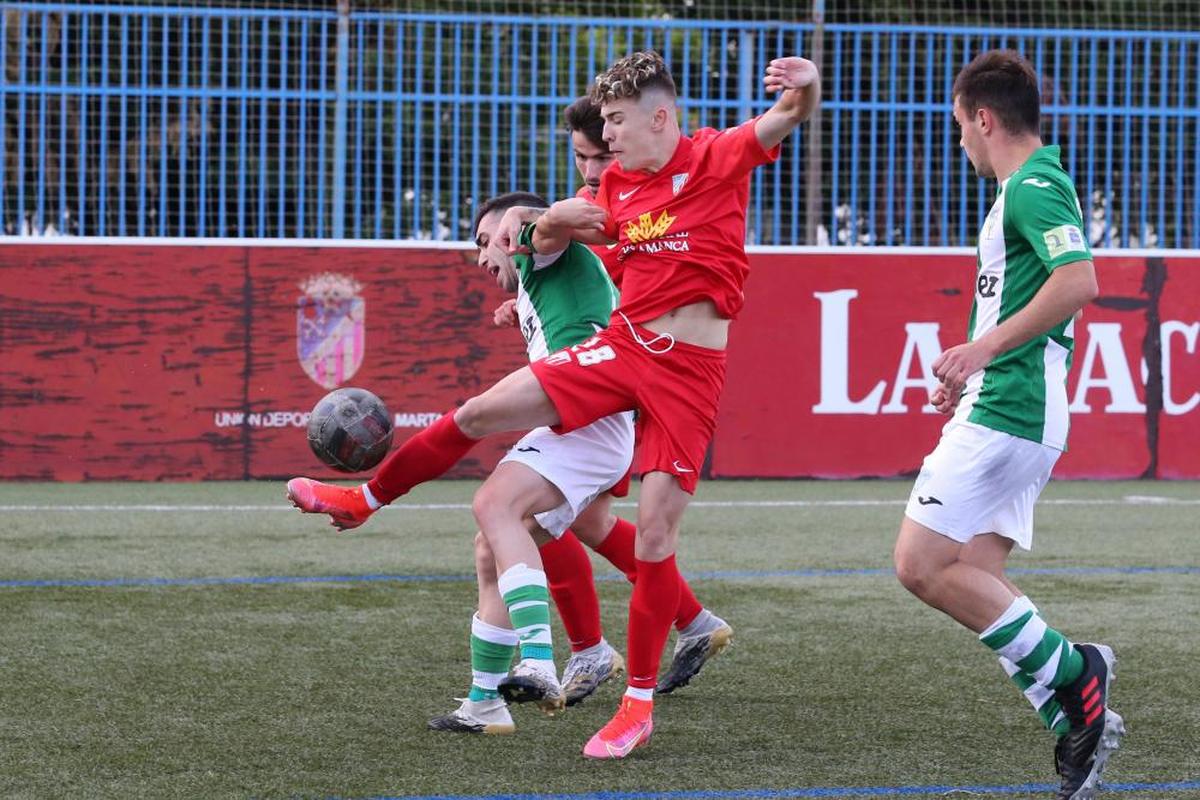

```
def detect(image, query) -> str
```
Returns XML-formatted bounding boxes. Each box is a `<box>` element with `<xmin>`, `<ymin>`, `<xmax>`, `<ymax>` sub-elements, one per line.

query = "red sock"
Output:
<box><xmin>366</xmin><ymin>410</ymin><xmax>477</xmax><ymax>504</ymax></box>
<box><xmin>591</xmin><ymin>517</ymin><xmax>638</xmax><ymax>582</ymax></box>
<box><xmin>626</xmin><ymin>555</ymin><xmax>681</xmax><ymax>690</ymax></box>
<box><xmin>540</xmin><ymin>531</ymin><xmax>602</xmax><ymax>652</ymax></box>
<box><xmin>674</xmin><ymin>576</ymin><xmax>703</xmax><ymax>631</ymax></box>
<box><xmin>592</xmin><ymin>518</ymin><xmax>702</xmax><ymax>631</ymax></box>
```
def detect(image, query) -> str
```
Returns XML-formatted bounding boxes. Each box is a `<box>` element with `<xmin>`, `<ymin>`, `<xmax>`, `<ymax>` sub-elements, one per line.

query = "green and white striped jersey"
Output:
<box><xmin>513</xmin><ymin>224</ymin><xmax>620</xmax><ymax>361</ymax></box>
<box><xmin>952</xmin><ymin>145</ymin><xmax>1092</xmax><ymax>451</ymax></box>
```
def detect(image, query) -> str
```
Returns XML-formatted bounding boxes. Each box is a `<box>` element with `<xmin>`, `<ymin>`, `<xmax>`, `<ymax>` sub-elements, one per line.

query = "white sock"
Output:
<box><xmin>361</xmin><ymin>483</ymin><xmax>382</xmax><ymax>510</ymax></box>
<box><xmin>624</xmin><ymin>686</ymin><xmax>654</xmax><ymax>701</ymax></box>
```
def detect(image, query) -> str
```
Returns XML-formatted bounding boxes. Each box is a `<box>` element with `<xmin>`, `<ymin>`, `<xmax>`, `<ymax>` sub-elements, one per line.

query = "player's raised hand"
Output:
<box><xmin>763</xmin><ymin>57</ymin><xmax>819</xmax><ymax>93</ymax></box>
<box><xmin>493</xmin><ymin>298</ymin><xmax>518</xmax><ymax>328</ymax></box>
<box><xmin>544</xmin><ymin>197</ymin><xmax>608</xmax><ymax>232</ymax></box>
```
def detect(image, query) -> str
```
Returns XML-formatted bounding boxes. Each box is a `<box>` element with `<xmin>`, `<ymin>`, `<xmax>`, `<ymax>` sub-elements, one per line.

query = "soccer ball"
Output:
<box><xmin>306</xmin><ymin>387</ymin><xmax>394</xmax><ymax>473</ymax></box>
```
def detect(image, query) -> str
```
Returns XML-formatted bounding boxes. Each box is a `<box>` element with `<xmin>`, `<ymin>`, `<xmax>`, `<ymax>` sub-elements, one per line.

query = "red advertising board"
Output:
<box><xmin>0</xmin><ymin>241</ymin><xmax>524</xmax><ymax>481</ymax></box>
<box><xmin>1</xmin><ymin>242</ymin><xmax>1196</xmax><ymax>480</ymax></box>
<box><xmin>714</xmin><ymin>249</ymin><xmax>1199</xmax><ymax>479</ymax></box>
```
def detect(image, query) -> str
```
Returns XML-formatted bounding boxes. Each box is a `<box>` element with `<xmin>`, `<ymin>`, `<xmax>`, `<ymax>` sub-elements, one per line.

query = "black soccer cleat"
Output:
<box><xmin>1052</xmin><ymin>643</ymin><xmax>1127</xmax><ymax>799</ymax></box>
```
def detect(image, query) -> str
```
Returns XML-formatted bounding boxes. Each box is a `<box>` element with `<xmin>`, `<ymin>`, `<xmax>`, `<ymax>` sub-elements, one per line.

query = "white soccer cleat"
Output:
<box><xmin>497</xmin><ymin>659</ymin><xmax>566</xmax><ymax>716</ymax></box>
<box><xmin>427</xmin><ymin>697</ymin><xmax>515</xmax><ymax>735</ymax></box>
<box><xmin>562</xmin><ymin>639</ymin><xmax>625</xmax><ymax>707</ymax></box>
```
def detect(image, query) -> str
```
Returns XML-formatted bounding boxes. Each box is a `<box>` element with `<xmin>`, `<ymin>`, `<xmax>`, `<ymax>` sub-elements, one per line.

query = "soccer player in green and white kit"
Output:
<box><xmin>892</xmin><ymin>50</ymin><xmax>1125</xmax><ymax>800</ymax></box>
<box><xmin>427</xmin><ymin>191</ymin><xmax>633</xmax><ymax>732</ymax></box>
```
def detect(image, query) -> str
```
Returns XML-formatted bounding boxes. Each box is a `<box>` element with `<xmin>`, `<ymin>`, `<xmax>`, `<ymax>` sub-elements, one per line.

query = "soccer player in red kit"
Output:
<box><xmin>287</xmin><ymin>50</ymin><xmax>820</xmax><ymax>758</ymax></box>
<box><xmin>491</xmin><ymin>97</ymin><xmax>735</xmax><ymax>705</ymax></box>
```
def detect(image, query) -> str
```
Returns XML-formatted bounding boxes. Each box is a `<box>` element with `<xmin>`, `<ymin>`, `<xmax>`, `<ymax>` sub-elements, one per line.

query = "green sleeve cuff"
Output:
<box><xmin>518</xmin><ymin>221</ymin><xmax>539</xmax><ymax>254</ymax></box>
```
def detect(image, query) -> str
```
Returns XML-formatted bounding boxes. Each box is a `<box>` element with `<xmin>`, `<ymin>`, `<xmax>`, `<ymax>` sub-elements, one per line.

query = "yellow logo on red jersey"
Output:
<box><xmin>624</xmin><ymin>210</ymin><xmax>676</xmax><ymax>244</ymax></box>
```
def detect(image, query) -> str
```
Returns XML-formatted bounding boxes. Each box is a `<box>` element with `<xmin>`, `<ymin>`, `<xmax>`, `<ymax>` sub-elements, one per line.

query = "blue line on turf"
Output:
<box><xmin>357</xmin><ymin>780</ymin><xmax>1200</xmax><ymax>799</ymax></box>
<box><xmin>1</xmin><ymin>565</ymin><xmax>1197</xmax><ymax>589</ymax></box>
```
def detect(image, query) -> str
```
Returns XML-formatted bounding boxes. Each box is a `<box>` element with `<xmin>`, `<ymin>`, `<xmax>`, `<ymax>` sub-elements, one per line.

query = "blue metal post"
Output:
<box><xmin>16</xmin><ymin>13</ymin><xmax>27</xmax><ymax>233</ymax></box>
<box><xmin>238</xmin><ymin>16</ymin><xmax>248</xmax><ymax>236</ymax></box>
<box><xmin>118</xmin><ymin>15</ymin><xmax>128</xmax><ymax>235</ymax></box>
<box><xmin>316</xmin><ymin>17</ymin><xmax>328</xmax><ymax>238</ymax></box>
<box><xmin>179</xmin><ymin>15</ymin><xmax>188</xmax><ymax>236</ymax></box>
<box><xmin>527</xmin><ymin>23</ymin><xmax>538</xmax><ymax>195</ymax></box>
<box><xmin>451</xmin><ymin>22</ymin><xmax>462</xmax><ymax>237</ymax></box>
<box><xmin>36</xmin><ymin>13</ymin><xmax>47</xmax><ymax>232</ymax></box>
<box><xmin>279</xmin><ymin>17</ymin><xmax>290</xmax><ymax>237</ymax></box>
<box><xmin>394</xmin><ymin>19</ymin><xmax>405</xmax><ymax>238</ymax></box>
<box><xmin>373</xmin><ymin>20</ymin><xmax>383</xmax><ymax>239</ymax></box>
<box><xmin>0</xmin><ymin>11</ymin><xmax>6</xmax><ymax>229</ymax></box>
<box><xmin>352</xmin><ymin>20</ymin><xmax>364</xmax><ymax>238</ymax></box>
<box><xmin>296</xmin><ymin>18</ymin><xmax>308</xmax><ymax>238</ymax></box>
<box><xmin>138</xmin><ymin>16</ymin><xmax>148</xmax><ymax>235</ymax></box>
<box><xmin>217</xmin><ymin>16</ymin><xmax>228</xmax><ymax>237</ymax></box>
<box><xmin>258</xmin><ymin>16</ymin><xmax>268</xmax><ymax>237</ymax></box>
<box><xmin>332</xmin><ymin>0</ymin><xmax>349</xmax><ymax>238</ymax></box>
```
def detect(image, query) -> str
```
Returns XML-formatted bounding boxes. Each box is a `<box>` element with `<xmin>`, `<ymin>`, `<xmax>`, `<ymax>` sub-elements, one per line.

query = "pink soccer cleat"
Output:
<box><xmin>582</xmin><ymin>696</ymin><xmax>654</xmax><ymax>759</ymax></box>
<box><xmin>286</xmin><ymin>477</ymin><xmax>374</xmax><ymax>531</ymax></box>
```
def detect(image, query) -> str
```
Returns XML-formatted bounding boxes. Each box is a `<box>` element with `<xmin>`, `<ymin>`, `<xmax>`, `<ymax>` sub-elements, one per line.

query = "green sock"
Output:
<box><xmin>467</xmin><ymin>614</ymin><xmax>517</xmax><ymax>702</ymax></box>
<box><xmin>1000</xmin><ymin>656</ymin><xmax>1070</xmax><ymax>736</ymax></box>
<box><xmin>497</xmin><ymin>563</ymin><xmax>554</xmax><ymax>664</ymax></box>
<box><xmin>981</xmin><ymin>596</ymin><xmax>1084</xmax><ymax>690</ymax></box>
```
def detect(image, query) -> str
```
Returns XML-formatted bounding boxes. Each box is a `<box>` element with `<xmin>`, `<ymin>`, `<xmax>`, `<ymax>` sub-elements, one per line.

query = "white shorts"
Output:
<box><xmin>904</xmin><ymin>421</ymin><xmax>1061</xmax><ymax>550</ymax></box>
<box><xmin>498</xmin><ymin>410</ymin><xmax>635</xmax><ymax>537</ymax></box>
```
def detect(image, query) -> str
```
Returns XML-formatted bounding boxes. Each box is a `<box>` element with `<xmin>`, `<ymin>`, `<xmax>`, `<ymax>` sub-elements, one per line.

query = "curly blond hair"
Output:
<box><xmin>590</xmin><ymin>51</ymin><xmax>677</xmax><ymax>104</ymax></box>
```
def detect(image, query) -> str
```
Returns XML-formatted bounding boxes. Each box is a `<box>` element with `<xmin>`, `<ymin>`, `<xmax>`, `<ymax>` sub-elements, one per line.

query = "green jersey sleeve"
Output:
<box><xmin>1006</xmin><ymin>176</ymin><xmax>1092</xmax><ymax>273</ymax></box>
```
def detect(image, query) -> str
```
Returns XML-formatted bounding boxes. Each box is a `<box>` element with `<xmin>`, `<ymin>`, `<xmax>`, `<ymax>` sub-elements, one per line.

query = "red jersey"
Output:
<box><xmin>574</xmin><ymin>184</ymin><xmax>626</xmax><ymax>288</ymax></box>
<box><xmin>594</xmin><ymin>118</ymin><xmax>780</xmax><ymax>323</ymax></box>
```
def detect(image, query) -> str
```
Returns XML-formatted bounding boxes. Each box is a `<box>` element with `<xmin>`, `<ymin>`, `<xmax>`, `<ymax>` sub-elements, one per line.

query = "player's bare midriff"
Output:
<box><xmin>642</xmin><ymin>299</ymin><xmax>729</xmax><ymax>350</ymax></box>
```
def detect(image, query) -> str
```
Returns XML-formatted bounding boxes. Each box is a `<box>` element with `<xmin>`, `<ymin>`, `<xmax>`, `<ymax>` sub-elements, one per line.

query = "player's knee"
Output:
<box><xmin>635</xmin><ymin>518</ymin><xmax>677</xmax><ymax>561</ymax></box>
<box><xmin>471</xmin><ymin>483</ymin><xmax>502</xmax><ymax>530</ymax></box>
<box><xmin>455</xmin><ymin>397</ymin><xmax>491</xmax><ymax>439</ymax></box>
<box><xmin>893</xmin><ymin>544</ymin><xmax>935</xmax><ymax>599</ymax></box>
<box><xmin>471</xmin><ymin>482</ymin><xmax>522</xmax><ymax>539</ymax></box>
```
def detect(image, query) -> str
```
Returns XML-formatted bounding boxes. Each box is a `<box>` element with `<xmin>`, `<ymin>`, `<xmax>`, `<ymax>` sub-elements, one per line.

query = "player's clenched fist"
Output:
<box><xmin>929</xmin><ymin>382</ymin><xmax>962</xmax><ymax>415</ymax></box>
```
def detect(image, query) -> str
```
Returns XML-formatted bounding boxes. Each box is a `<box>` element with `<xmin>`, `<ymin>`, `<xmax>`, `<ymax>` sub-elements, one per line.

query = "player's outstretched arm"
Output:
<box><xmin>933</xmin><ymin>260</ymin><xmax>1098</xmax><ymax>391</ymax></box>
<box><xmin>530</xmin><ymin>197</ymin><xmax>615</xmax><ymax>253</ymax></box>
<box><xmin>757</xmin><ymin>57</ymin><xmax>821</xmax><ymax>150</ymax></box>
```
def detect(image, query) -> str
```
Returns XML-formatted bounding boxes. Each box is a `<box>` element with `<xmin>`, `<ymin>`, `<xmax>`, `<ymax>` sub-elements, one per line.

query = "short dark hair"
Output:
<box><xmin>472</xmin><ymin>191</ymin><xmax>549</xmax><ymax>236</ymax></box>
<box><xmin>952</xmin><ymin>49</ymin><xmax>1041</xmax><ymax>136</ymax></box>
<box><xmin>563</xmin><ymin>96</ymin><xmax>607</xmax><ymax>151</ymax></box>
<box><xmin>590</xmin><ymin>50</ymin><xmax>677</xmax><ymax>105</ymax></box>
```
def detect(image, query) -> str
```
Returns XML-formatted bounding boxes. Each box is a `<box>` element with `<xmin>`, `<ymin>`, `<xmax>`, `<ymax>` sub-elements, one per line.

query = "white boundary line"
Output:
<box><xmin>5</xmin><ymin>235</ymin><xmax>1200</xmax><ymax>259</ymax></box>
<box><xmin>1</xmin><ymin>496</ymin><xmax>1198</xmax><ymax>512</ymax></box>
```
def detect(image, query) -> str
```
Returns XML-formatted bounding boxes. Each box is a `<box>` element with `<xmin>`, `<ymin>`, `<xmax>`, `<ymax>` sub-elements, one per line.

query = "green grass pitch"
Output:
<box><xmin>1</xmin><ymin>480</ymin><xmax>1197</xmax><ymax>799</ymax></box>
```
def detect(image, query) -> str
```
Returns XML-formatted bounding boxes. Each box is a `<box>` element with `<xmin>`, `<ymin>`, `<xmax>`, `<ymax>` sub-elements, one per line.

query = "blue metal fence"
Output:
<box><xmin>2</xmin><ymin>3</ymin><xmax>1198</xmax><ymax>246</ymax></box>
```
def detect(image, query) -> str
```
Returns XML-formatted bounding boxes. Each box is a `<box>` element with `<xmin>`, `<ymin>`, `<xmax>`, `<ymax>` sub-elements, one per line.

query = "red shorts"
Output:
<box><xmin>530</xmin><ymin>322</ymin><xmax>726</xmax><ymax>494</ymax></box>
<box><xmin>608</xmin><ymin>466</ymin><xmax>633</xmax><ymax>498</ymax></box>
